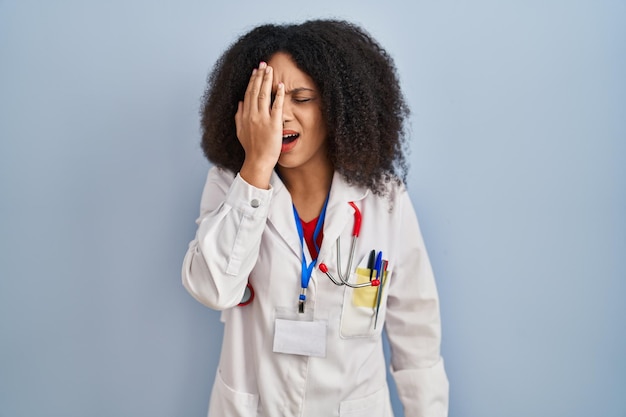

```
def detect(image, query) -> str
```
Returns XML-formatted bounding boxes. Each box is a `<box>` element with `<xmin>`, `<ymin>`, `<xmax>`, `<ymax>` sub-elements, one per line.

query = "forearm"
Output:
<box><xmin>182</xmin><ymin>170</ymin><xmax>272</xmax><ymax>310</ymax></box>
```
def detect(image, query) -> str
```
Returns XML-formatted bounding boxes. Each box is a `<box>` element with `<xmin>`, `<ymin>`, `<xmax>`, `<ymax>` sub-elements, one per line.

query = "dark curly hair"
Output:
<box><xmin>200</xmin><ymin>19</ymin><xmax>410</xmax><ymax>196</ymax></box>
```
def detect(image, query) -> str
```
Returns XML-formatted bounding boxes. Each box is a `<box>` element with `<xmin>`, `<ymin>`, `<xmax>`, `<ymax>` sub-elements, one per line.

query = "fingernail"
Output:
<box><xmin>265</xmin><ymin>66</ymin><xmax>271</xmax><ymax>74</ymax></box>
<box><xmin>252</xmin><ymin>68</ymin><xmax>257</xmax><ymax>75</ymax></box>
<box><xmin>259</xmin><ymin>61</ymin><xmax>267</xmax><ymax>69</ymax></box>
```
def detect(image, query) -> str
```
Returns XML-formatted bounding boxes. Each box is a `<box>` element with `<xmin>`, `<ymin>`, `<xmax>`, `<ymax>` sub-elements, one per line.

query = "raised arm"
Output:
<box><xmin>182</xmin><ymin>61</ymin><xmax>285</xmax><ymax>310</ymax></box>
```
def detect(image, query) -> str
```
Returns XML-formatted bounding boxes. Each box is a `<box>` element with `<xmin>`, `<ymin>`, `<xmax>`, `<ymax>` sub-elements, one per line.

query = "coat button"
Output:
<box><xmin>250</xmin><ymin>199</ymin><xmax>260</xmax><ymax>208</ymax></box>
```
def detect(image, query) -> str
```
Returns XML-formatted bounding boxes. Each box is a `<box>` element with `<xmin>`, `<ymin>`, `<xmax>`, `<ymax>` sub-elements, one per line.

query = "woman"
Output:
<box><xmin>182</xmin><ymin>19</ymin><xmax>448</xmax><ymax>417</ymax></box>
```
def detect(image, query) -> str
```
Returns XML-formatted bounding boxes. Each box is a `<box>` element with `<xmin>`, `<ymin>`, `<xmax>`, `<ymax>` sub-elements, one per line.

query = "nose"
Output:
<box><xmin>281</xmin><ymin>98</ymin><xmax>293</xmax><ymax>126</ymax></box>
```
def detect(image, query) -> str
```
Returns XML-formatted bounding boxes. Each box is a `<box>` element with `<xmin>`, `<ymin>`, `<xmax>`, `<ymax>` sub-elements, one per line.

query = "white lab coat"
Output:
<box><xmin>182</xmin><ymin>166</ymin><xmax>449</xmax><ymax>417</ymax></box>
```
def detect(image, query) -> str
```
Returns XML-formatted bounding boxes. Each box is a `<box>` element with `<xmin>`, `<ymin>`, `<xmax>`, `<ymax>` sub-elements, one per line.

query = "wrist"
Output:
<box><xmin>239</xmin><ymin>160</ymin><xmax>274</xmax><ymax>190</ymax></box>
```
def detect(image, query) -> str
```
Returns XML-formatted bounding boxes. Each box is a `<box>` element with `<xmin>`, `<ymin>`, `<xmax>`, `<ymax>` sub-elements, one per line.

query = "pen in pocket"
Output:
<box><xmin>374</xmin><ymin>259</ymin><xmax>388</xmax><ymax>329</ymax></box>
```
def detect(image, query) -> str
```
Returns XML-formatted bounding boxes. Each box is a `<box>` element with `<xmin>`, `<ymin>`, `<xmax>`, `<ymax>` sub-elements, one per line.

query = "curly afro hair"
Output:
<box><xmin>200</xmin><ymin>19</ymin><xmax>410</xmax><ymax>196</ymax></box>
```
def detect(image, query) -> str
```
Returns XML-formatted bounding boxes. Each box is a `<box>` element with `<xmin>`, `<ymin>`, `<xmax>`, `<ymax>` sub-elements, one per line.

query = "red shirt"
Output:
<box><xmin>300</xmin><ymin>216</ymin><xmax>324</xmax><ymax>260</ymax></box>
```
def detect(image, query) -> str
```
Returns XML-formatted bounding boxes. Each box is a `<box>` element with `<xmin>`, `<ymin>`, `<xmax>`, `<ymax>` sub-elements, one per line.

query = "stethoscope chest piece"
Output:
<box><xmin>238</xmin><ymin>283</ymin><xmax>255</xmax><ymax>307</ymax></box>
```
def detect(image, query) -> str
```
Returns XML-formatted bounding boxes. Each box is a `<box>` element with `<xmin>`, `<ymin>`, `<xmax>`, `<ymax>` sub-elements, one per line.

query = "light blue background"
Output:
<box><xmin>1</xmin><ymin>1</ymin><xmax>624</xmax><ymax>416</ymax></box>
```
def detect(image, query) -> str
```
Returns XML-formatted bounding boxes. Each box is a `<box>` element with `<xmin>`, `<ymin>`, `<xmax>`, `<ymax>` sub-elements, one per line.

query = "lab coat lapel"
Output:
<box><xmin>267</xmin><ymin>171</ymin><xmax>301</xmax><ymax>258</ymax></box>
<box><xmin>320</xmin><ymin>173</ymin><xmax>368</xmax><ymax>261</ymax></box>
<box><xmin>266</xmin><ymin>171</ymin><xmax>368</xmax><ymax>260</ymax></box>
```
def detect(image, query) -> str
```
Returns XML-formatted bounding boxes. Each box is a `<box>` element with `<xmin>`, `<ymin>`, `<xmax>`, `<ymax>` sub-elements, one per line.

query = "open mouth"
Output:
<box><xmin>281</xmin><ymin>130</ymin><xmax>299</xmax><ymax>153</ymax></box>
<box><xmin>282</xmin><ymin>131</ymin><xmax>299</xmax><ymax>144</ymax></box>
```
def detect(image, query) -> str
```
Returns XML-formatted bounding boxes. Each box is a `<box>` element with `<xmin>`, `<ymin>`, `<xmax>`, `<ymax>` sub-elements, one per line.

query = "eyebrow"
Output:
<box><xmin>285</xmin><ymin>87</ymin><xmax>317</xmax><ymax>95</ymax></box>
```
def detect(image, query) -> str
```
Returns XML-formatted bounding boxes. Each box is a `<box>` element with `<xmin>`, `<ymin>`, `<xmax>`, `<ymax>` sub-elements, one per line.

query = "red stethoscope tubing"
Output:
<box><xmin>348</xmin><ymin>201</ymin><xmax>362</xmax><ymax>237</ymax></box>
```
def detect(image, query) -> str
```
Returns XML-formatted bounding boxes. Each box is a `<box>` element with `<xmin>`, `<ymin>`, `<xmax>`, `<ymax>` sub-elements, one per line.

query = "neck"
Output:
<box><xmin>277</xmin><ymin>161</ymin><xmax>334</xmax><ymax>222</ymax></box>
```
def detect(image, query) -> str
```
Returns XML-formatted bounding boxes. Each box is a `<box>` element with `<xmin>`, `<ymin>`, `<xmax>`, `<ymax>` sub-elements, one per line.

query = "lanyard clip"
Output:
<box><xmin>298</xmin><ymin>288</ymin><xmax>306</xmax><ymax>313</ymax></box>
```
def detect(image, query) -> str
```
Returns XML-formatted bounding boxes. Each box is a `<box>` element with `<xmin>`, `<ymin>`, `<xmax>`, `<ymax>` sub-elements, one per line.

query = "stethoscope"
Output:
<box><xmin>238</xmin><ymin>200</ymin><xmax>379</xmax><ymax>309</ymax></box>
<box><xmin>319</xmin><ymin>202</ymin><xmax>381</xmax><ymax>288</ymax></box>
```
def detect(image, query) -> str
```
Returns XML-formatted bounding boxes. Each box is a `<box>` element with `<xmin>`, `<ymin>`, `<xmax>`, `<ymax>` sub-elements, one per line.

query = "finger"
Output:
<box><xmin>258</xmin><ymin>65</ymin><xmax>273</xmax><ymax>114</ymax></box>
<box><xmin>248</xmin><ymin>61</ymin><xmax>267</xmax><ymax>113</ymax></box>
<box><xmin>235</xmin><ymin>101</ymin><xmax>243</xmax><ymax>136</ymax></box>
<box><xmin>271</xmin><ymin>82</ymin><xmax>285</xmax><ymax>124</ymax></box>
<box><xmin>243</xmin><ymin>68</ymin><xmax>257</xmax><ymax>115</ymax></box>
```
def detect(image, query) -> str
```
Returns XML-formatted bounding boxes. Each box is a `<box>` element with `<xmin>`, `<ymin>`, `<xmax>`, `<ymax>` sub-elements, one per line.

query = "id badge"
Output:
<box><xmin>273</xmin><ymin>307</ymin><xmax>327</xmax><ymax>357</ymax></box>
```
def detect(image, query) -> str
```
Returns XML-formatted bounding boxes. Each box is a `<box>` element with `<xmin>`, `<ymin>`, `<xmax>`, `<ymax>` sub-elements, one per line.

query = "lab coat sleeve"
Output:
<box><xmin>385</xmin><ymin>188</ymin><xmax>449</xmax><ymax>417</ymax></box>
<box><xmin>182</xmin><ymin>167</ymin><xmax>273</xmax><ymax>310</ymax></box>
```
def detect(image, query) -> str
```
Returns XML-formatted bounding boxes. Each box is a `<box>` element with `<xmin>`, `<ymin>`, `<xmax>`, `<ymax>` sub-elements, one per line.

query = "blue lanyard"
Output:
<box><xmin>292</xmin><ymin>194</ymin><xmax>330</xmax><ymax>303</ymax></box>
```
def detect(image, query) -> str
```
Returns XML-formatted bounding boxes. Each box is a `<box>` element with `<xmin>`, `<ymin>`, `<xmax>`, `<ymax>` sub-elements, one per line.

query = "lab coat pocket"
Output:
<box><xmin>340</xmin><ymin>263</ymin><xmax>391</xmax><ymax>338</ymax></box>
<box><xmin>209</xmin><ymin>369</ymin><xmax>259</xmax><ymax>417</ymax></box>
<box><xmin>351</xmin><ymin>267</ymin><xmax>383</xmax><ymax>308</ymax></box>
<box><xmin>339</xmin><ymin>386</ymin><xmax>390</xmax><ymax>417</ymax></box>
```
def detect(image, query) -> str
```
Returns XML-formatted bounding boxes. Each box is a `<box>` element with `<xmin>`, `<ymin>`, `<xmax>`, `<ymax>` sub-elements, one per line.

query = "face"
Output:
<box><xmin>267</xmin><ymin>52</ymin><xmax>329</xmax><ymax>173</ymax></box>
